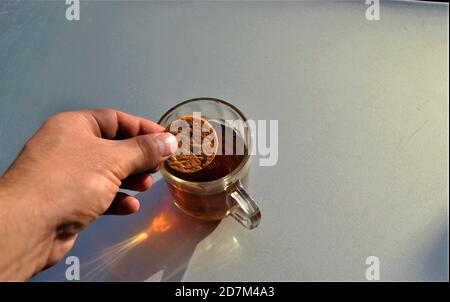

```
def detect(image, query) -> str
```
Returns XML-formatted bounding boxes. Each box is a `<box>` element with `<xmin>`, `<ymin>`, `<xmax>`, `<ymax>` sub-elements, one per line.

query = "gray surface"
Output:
<box><xmin>0</xmin><ymin>0</ymin><xmax>448</xmax><ymax>281</ymax></box>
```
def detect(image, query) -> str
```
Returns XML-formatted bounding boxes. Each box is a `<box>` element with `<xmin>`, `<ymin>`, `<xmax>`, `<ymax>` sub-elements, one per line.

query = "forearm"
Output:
<box><xmin>0</xmin><ymin>175</ymin><xmax>54</xmax><ymax>281</ymax></box>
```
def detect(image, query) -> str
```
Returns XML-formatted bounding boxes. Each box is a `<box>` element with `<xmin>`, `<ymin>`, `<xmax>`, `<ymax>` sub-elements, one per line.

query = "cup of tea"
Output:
<box><xmin>158</xmin><ymin>97</ymin><xmax>261</xmax><ymax>229</ymax></box>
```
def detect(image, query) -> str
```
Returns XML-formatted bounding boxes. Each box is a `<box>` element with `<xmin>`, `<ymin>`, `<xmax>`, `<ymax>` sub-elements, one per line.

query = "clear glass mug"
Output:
<box><xmin>158</xmin><ymin>98</ymin><xmax>261</xmax><ymax>229</ymax></box>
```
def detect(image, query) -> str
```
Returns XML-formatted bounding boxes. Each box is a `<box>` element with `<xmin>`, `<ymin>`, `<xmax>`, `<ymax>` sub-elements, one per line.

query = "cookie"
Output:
<box><xmin>165</xmin><ymin>115</ymin><xmax>218</xmax><ymax>173</ymax></box>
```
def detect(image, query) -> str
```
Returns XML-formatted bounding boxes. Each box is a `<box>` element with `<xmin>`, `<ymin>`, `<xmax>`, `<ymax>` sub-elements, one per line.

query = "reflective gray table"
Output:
<box><xmin>0</xmin><ymin>0</ymin><xmax>448</xmax><ymax>281</ymax></box>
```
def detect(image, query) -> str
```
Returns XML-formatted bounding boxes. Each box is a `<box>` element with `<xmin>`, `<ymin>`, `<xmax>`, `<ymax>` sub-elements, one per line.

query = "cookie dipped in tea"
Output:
<box><xmin>165</xmin><ymin>117</ymin><xmax>246</xmax><ymax>182</ymax></box>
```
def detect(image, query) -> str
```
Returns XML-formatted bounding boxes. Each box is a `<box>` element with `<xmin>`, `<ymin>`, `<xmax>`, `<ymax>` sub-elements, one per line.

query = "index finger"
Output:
<box><xmin>81</xmin><ymin>108</ymin><xmax>165</xmax><ymax>139</ymax></box>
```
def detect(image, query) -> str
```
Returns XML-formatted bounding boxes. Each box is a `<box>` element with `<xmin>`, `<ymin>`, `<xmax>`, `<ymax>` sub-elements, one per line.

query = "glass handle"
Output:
<box><xmin>227</xmin><ymin>182</ymin><xmax>261</xmax><ymax>229</ymax></box>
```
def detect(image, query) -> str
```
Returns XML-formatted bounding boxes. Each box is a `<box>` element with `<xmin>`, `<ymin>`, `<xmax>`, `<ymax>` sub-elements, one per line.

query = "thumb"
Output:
<box><xmin>112</xmin><ymin>132</ymin><xmax>178</xmax><ymax>177</ymax></box>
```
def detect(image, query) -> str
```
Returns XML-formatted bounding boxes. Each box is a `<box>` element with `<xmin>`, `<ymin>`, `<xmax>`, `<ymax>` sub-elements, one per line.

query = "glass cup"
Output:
<box><xmin>158</xmin><ymin>97</ymin><xmax>261</xmax><ymax>229</ymax></box>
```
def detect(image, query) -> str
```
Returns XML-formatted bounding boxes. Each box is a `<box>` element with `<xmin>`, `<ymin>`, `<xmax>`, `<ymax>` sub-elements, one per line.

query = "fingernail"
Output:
<box><xmin>154</xmin><ymin>132</ymin><xmax>178</xmax><ymax>157</ymax></box>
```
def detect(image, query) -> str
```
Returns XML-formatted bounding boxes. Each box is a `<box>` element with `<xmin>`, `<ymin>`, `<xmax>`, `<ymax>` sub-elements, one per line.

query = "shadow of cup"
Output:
<box><xmin>88</xmin><ymin>180</ymin><xmax>220</xmax><ymax>281</ymax></box>
<box><xmin>100</xmin><ymin>181</ymin><xmax>221</xmax><ymax>281</ymax></box>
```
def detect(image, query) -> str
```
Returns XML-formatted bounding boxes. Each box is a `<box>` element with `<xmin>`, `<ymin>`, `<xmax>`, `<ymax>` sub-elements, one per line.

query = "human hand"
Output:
<box><xmin>0</xmin><ymin>109</ymin><xmax>177</xmax><ymax>280</ymax></box>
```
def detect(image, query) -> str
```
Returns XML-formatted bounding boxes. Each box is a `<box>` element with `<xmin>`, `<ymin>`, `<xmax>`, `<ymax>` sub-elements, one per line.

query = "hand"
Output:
<box><xmin>0</xmin><ymin>109</ymin><xmax>177</xmax><ymax>281</ymax></box>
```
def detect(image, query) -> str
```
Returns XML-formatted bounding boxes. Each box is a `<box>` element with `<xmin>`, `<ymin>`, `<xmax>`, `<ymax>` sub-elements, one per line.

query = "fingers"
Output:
<box><xmin>104</xmin><ymin>192</ymin><xmax>140</xmax><ymax>215</ymax></box>
<box><xmin>120</xmin><ymin>173</ymin><xmax>153</xmax><ymax>191</ymax></box>
<box><xmin>82</xmin><ymin>108</ymin><xmax>165</xmax><ymax>139</ymax></box>
<box><xmin>113</xmin><ymin>132</ymin><xmax>177</xmax><ymax>176</ymax></box>
<box><xmin>80</xmin><ymin>108</ymin><xmax>177</xmax><ymax>178</ymax></box>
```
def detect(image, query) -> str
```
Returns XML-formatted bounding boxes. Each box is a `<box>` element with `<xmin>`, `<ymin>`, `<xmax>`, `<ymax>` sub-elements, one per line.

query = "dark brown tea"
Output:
<box><xmin>164</xmin><ymin>121</ymin><xmax>248</xmax><ymax>220</ymax></box>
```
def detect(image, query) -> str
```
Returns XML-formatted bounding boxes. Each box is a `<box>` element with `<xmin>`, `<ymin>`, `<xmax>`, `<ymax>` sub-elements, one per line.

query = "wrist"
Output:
<box><xmin>0</xmin><ymin>175</ymin><xmax>55</xmax><ymax>280</ymax></box>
